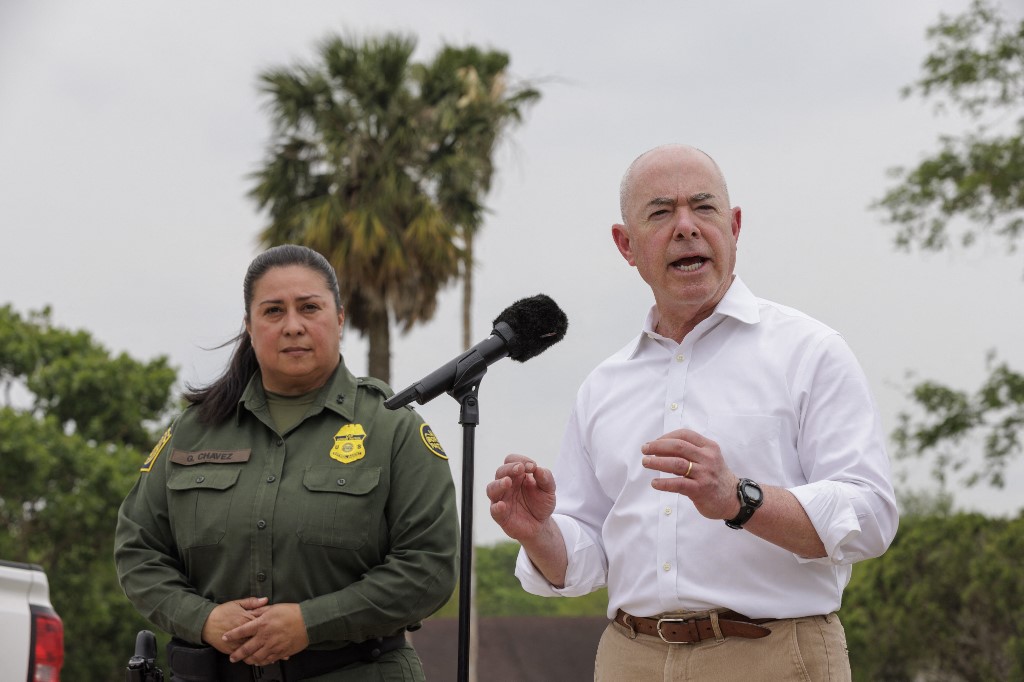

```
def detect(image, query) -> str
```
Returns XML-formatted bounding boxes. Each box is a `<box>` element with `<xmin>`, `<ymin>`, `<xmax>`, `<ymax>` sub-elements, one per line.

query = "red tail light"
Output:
<box><xmin>29</xmin><ymin>604</ymin><xmax>64</xmax><ymax>682</ymax></box>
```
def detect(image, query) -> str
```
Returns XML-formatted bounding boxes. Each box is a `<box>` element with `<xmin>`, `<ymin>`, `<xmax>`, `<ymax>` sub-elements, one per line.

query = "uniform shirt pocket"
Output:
<box><xmin>166</xmin><ymin>466</ymin><xmax>242</xmax><ymax>549</ymax></box>
<box><xmin>297</xmin><ymin>466</ymin><xmax>381</xmax><ymax>550</ymax></box>
<box><xmin>706</xmin><ymin>414</ymin><xmax>783</xmax><ymax>481</ymax></box>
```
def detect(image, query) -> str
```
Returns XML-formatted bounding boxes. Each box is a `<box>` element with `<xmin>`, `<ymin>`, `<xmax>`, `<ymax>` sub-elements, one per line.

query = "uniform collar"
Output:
<box><xmin>627</xmin><ymin>275</ymin><xmax>760</xmax><ymax>358</ymax></box>
<box><xmin>238</xmin><ymin>355</ymin><xmax>358</xmax><ymax>424</ymax></box>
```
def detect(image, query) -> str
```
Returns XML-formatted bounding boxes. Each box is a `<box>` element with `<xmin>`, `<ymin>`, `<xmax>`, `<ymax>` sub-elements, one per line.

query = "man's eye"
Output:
<box><xmin>649</xmin><ymin>209</ymin><xmax>669</xmax><ymax>218</ymax></box>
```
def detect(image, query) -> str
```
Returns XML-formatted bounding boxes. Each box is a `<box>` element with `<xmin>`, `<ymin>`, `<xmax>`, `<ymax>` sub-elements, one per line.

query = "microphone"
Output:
<box><xmin>384</xmin><ymin>294</ymin><xmax>568</xmax><ymax>410</ymax></box>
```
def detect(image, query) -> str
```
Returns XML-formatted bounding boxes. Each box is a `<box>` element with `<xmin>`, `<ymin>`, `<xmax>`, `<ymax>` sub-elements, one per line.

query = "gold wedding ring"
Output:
<box><xmin>683</xmin><ymin>460</ymin><xmax>693</xmax><ymax>478</ymax></box>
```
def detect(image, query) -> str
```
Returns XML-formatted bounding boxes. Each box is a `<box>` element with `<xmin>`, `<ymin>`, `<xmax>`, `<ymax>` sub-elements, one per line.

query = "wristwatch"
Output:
<box><xmin>725</xmin><ymin>478</ymin><xmax>763</xmax><ymax>529</ymax></box>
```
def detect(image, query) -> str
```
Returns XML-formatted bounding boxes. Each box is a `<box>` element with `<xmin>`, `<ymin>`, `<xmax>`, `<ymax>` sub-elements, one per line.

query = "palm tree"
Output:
<box><xmin>417</xmin><ymin>47</ymin><xmax>540</xmax><ymax>682</ymax></box>
<box><xmin>418</xmin><ymin>47</ymin><xmax>541</xmax><ymax>349</ymax></box>
<box><xmin>249</xmin><ymin>33</ymin><xmax>462</xmax><ymax>383</ymax></box>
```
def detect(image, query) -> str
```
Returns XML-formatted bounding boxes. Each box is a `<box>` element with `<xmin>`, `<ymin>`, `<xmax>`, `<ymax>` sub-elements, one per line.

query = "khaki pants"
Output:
<box><xmin>594</xmin><ymin>612</ymin><xmax>851</xmax><ymax>682</ymax></box>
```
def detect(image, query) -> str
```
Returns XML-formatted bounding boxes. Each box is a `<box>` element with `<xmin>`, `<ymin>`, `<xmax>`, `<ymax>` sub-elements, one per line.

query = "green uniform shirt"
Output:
<box><xmin>114</xmin><ymin>359</ymin><xmax>459</xmax><ymax>649</ymax></box>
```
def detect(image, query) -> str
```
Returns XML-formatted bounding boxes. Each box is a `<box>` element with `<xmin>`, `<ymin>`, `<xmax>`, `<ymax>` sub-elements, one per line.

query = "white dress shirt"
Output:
<box><xmin>515</xmin><ymin>276</ymin><xmax>899</xmax><ymax>619</ymax></box>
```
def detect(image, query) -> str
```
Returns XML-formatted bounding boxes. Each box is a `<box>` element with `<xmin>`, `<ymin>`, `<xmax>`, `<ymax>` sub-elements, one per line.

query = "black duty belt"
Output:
<box><xmin>168</xmin><ymin>634</ymin><xmax>406</xmax><ymax>681</ymax></box>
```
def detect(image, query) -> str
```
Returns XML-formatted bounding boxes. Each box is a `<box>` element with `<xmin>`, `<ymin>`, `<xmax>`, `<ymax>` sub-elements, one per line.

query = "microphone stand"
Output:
<box><xmin>385</xmin><ymin>320</ymin><xmax>559</xmax><ymax>681</ymax></box>
<box><xmin>451</xmin><ymin>380</ymin><xmax>480</xmax><ymax>682</ymax></box>
<box><xmin>432</xmin><ymin>350</ymin><xmax>491</xmax><ymax>682</ymax></box>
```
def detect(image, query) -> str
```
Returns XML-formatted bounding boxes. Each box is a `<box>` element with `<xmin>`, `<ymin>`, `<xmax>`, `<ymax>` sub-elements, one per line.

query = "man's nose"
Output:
<box><xmin>673</xmin><ymin>210</ymin><xmax>700</xmax><ymax>239</ymax></box>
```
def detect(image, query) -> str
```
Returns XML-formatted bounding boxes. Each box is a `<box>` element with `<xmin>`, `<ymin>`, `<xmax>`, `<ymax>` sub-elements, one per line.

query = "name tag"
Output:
<box><xmin>170</xmin><ymin>449</ymin><xmax>251</xmax><ymax>465</ymax></box>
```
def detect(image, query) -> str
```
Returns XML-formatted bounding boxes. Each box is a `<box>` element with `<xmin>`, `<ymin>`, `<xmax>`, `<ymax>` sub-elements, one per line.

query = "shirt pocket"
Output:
<box><xmin>705</xmin><ymin>414</ymin><xmax>783</xmax><ymax>480</ymax></box>
<box><xmin>297</xmin><ymin>466</ymin><xmax>381</xmax><ymax>550</ymax></box>
<box><xmin>166</xmin><ymin>466</ymin><xmax>242</xmax><ymax>549</ymax></box>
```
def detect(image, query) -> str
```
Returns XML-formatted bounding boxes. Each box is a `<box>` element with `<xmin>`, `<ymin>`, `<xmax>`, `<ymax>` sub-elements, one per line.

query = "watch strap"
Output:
<box><xmin>725</xmin><ymin>478</ymin><xmax>762</xmax><ymax>530</ymax></box>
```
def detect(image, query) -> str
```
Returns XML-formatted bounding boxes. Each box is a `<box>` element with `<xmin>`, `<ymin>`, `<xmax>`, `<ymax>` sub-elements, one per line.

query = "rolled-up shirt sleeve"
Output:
<box><xmin>790</xmin><ymin>480</ymin><xmax>896</xmax><ymax>564</ymax></box>
<box><xmin>515</xmin><ymin>514</ymin><xmax>608</xmax><ymax>597</ymax></box>
<box><xmin>790</xmin><ymin>333</ymin><xmax>899</xmax><ymax>565</ymax></box>
<box><xmin>514</xmin><ymin>402</ymin><xmax>612</xmax><ymax>597</ymax></box>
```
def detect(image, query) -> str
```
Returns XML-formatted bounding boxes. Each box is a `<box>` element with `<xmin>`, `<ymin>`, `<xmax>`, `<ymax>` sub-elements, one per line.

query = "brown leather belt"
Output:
<box><xmin>615</xmin><ymin>609</ymin><xmax>772</xmax><ymax>644</ymax></box>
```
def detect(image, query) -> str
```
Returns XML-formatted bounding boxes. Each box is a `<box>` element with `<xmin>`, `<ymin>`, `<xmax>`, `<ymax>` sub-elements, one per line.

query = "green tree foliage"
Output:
<box><xmin>873</xmin><ymin>0</ymin><xmax>1024</xmax><ymax>488</ymax></box>
<box><xmin>874</xmin><ymin>0</ymin><xmax>1024</xmax><ymax>253</ymax></box>
<box><xmin>0</xmin><ymin>305</ymin><xmax>176</xmax><ymax>680</ymax></box>
<box><xmin>894</xmin><ymin>352</ymin><xmax>1024</xmax><ymax>488</ymax></box>
<box><xmin>843</xmin><ymin>511</ymin><xmax>1024</xmax><ymax>681</ymax></box>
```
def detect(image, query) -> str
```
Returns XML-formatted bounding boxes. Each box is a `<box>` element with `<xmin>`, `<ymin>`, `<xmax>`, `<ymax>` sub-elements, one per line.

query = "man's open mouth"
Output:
<box><xmin>671</xmin><ymin>256</ymin><xmax>706</xmax><ymax>272</ymax></box>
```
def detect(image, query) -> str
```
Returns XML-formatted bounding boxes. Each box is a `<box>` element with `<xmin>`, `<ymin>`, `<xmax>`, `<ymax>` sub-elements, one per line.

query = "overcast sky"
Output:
<box><xmin>2</xmin><ymin>0</ymin><xmax>1022</xmax><ymax>544</ymax></box>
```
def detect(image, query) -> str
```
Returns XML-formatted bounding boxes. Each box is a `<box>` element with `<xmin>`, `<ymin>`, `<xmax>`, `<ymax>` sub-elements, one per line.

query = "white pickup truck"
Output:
<box><xmin>0</xmin><ymin>560</ymin><xmax>64</xmax><ymax>681</ymax></box>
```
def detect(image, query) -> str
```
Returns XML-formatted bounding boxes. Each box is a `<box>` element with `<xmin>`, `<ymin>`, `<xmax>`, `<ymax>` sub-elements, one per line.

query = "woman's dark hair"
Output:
<box><xmin>184</xmin><ymin>244</ymin><xmax>342</xmax><ymax>424</ymax></box>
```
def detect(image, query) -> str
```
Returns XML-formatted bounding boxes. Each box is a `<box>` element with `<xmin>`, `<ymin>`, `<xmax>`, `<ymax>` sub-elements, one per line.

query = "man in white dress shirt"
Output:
<box><xmin>486</xmin><ymin>144</ymin><xmax>899</xmax><ymax>680</ymax></box>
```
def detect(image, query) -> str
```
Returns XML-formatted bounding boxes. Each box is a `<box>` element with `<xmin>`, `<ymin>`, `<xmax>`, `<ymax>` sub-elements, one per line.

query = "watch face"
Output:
<box><xmin>741</xmin><ymin>480</ymin><xmax>763</xmax><ymax>504</ymax></box>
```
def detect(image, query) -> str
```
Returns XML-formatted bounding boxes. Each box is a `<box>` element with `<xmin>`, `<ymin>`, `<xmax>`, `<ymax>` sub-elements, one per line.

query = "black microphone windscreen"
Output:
<box><xmin>492</xmin><ymin>294</ymin><xmax>568</xmax><ymax>362</ymax></box>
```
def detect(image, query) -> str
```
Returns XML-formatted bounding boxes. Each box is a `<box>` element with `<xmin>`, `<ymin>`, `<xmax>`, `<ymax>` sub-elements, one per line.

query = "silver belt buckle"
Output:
<box><xmin>656</xmin><ymin>617</ymin><xmax>695</xmax><ymax>645</ymax></box>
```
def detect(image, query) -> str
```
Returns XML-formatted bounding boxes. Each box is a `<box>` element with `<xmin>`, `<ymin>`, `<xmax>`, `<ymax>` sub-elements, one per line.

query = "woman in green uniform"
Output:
<box><xmin>115</xmin><ymin>245</ymin><xmax>459</xmax><ymax>681</ymax></box>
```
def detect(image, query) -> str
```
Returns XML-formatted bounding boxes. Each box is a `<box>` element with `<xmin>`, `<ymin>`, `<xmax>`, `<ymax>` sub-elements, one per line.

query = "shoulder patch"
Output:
<box><xmin>141</xmin><ymin>427</ymin><xmax>172</xmax><ymax>472</ymax></box>
<box><xmin>420</xmin><ymin>424</ymin><xmax>447</xmax><ymax>460</ymax></box>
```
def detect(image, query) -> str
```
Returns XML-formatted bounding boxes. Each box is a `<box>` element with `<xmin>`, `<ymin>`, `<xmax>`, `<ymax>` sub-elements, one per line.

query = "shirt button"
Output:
<box><xmin>676</xmin><ymin>354</ymin><xmax>685</xmax><ymax>362</ymax></box>
<box><xmin>257</xmin><ymin>520</ymin><xmax>267</xmax><ymax>530</ymax></box>
<box><xmin>664</xmin><ymin>507</ymin><xmax>672</xmax><ymax>516</ymax></box>
<box><xmin>337</xmin><ymin>478</ymin><xmax>346</xmax><ymax>486</ymax></box>
<box><xmin>663</xmin><ymin>563</ymin><xmax>671</xmax><ymax>572</ymax></box>
<box><xmin>195</xmin><ymin>476</ymin><xmax>205</xmax><ymax>483</ymax></box>
<box><xmin>256</xmin><ymin>572</ymin><xmax>267</xmax><ymax>582</ymax></box>
<box><xmin>669</xmin><ymin>403</ymin><xmax>678</xmax><ymax>411</ymax></box>
<box><xmin>276</xmin><ymin>439</ymin><xmax>284</xmax><ymax>446</ymax></box>
<box><xmin>266</xmin><ymin>475</ymin><xmax>276</xmax><ymax>483</ymax></box>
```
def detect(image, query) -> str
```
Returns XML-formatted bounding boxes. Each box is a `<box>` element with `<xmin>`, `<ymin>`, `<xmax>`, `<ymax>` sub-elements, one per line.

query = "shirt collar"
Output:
<box><xmin>627</xmin><ymin>275</ymin><xmax>760</xmax><ymax>358</ymax></box>
<box><xmin>237</xmin><ymin>355</ymin><xmax>358</xmax><ymax>424</ymax></box>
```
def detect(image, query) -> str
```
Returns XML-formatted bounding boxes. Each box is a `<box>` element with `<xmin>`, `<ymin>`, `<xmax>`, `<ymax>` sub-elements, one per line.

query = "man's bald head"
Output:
<box><xmin>619</xmin><ymin>144</ymin><xmax>730</xmax><ymax>222</ymax></box>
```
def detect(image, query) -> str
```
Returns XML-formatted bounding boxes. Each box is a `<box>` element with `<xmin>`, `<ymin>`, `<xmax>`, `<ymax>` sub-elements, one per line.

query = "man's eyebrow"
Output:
<box><xmin>644</xmin><ymin>193</ymin><xmax>718</xmax><ymax>211</ymax></box>
<box><xmin>644</xmin><ymin>197</ymin><xmax>677</xmax><ymax>210</ymax></box>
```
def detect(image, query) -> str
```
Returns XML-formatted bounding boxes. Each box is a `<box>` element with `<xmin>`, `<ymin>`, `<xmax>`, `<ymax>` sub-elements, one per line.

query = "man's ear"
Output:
<box><xmin>611</xmin><ymin>224</ymin><xmax>636</xmax><ymax>266</ymax></box>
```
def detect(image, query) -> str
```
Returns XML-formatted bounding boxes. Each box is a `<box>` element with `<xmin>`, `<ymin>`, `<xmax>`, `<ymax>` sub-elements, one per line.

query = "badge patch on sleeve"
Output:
<box><xmin>420</xmin><ymin>424</ymin><xmax>447</xmax><ymax>460</ymax></box>
<box><xmin>330</xmin><ymin>423</ymin><xmax>367</xmax><ymax>464</ymax></box>
<box><xmin>141</xmin><ymin>427</ymin><xmax>172</xmax><ymax>472</ymax></box>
